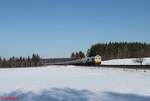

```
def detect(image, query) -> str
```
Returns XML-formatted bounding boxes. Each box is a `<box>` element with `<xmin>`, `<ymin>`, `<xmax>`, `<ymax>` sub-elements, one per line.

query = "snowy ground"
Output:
<box><xmin>0</xmin><ymin>65</ymin><xmax>150</xmax><ymax>101</ymax></box>
<box><xmin>102</xmin><ymin>57</ymin><xmax>150</xmax><ymax>65</ymax></box>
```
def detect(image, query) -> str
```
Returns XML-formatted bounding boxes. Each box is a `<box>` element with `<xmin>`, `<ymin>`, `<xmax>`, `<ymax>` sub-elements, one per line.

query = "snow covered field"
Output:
<box><xmin>0</xmin><ymin>65</ymin><xmax>150</xmax><ymax>101</ymax></box>
<box><xmin>102</xmin><ymin>57</ymin><xmax>150</xmax><ymax>65</ymax></box>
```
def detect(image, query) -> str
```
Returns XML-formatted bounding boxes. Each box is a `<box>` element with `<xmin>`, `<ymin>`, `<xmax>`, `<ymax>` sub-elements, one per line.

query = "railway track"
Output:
<box><xmin>45</xmin><ymin>62</ymin><xmax>150</xmax><ymax>70</ymax></box>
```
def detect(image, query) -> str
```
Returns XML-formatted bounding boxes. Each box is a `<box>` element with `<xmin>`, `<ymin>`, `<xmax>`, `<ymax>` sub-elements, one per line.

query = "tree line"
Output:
<box><xmin>70</xmin><ymin>51</ymin><xmax>85</xmax><ymax>59</ymax></box>
<box><xmin>87</xmin><ymin>42</ymin><xmax>150</xmax><ymax>60</ymax></box>
<box><xmin>1</xmin><ymin>42</ymin><xmax>150</xmax><ymax>67</ymax></box>
<box><xmin>0</xmin><ymin>54</ymin><xmax>41</xmax><ymax>67</ymax></box>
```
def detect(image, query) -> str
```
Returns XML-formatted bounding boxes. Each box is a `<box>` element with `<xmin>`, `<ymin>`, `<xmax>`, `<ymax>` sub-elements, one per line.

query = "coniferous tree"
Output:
<box><xmin>2</xmin><ymin>58</ymin><xmax>7</xmax><ymax>67</ymax></box>
<box><xmin>32</xmin><ymin>54</ymin><xmax>41</xmax><ymax>66</ymax></box>
<box><xmin>0</xmin><ymin>57</ymin><xmax>2</xmax><ymax>67</ymax></box>
<box><xmin>79</xmin><ymin>51</ymin><xmax>85</xmax><ymax>59</ymax></box>
<box><xmin>71</xmin><ymin>52</ymin><xmax>75</xmax><ymax>59</ymax></box>
<box><xmin>75</xmin><ymin>52</ymin><xmax>79</xmax><ymax>59</ymax></box>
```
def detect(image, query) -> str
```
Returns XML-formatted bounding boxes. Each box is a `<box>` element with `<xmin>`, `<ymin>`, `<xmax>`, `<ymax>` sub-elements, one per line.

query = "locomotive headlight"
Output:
<box><xmin>94</xmin><ymin>55</ymin><xmax>101</xmax><ymax>65</ymax></box>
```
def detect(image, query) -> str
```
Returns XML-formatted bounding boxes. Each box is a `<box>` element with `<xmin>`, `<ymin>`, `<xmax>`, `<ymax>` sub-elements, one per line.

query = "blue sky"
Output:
<box><xmin>0</xmin><ymin>0</ymin><xmax>150</xmax><ymax>58</ymax></box>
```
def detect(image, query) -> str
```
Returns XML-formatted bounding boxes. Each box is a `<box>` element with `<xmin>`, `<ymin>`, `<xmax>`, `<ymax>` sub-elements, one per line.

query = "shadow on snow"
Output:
<box><xmin>0</xmin><ymin>88</ymin><xmax>150</xmax><ymax>101</ymax></box>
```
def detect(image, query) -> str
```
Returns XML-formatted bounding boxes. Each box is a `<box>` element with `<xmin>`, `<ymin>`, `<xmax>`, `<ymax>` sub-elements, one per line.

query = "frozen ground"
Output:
<box><xmin>0</xmin><ymin>65</ymin><xmax>150</xmax><ymax>101</ymax></box>
<box><xmin>102</xmin><ymin>57</ymin><xmax>150</xmax><ymax>65</ymax></box>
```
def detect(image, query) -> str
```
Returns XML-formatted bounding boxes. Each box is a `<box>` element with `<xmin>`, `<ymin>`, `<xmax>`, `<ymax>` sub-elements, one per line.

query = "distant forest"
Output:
<box><xmin>0</xmin><ymin>54</ymin><xmax>41</xmax><ymax>67</ymax></box>
<box><xmin>1</xmin><ymin>42</ymin><xmax>150</xmax><ymax>67</ymax></box>
<box><xmin>87</xmin><ymin>42</ymin><xmax>150</xmax><ymax>60</ymax></box>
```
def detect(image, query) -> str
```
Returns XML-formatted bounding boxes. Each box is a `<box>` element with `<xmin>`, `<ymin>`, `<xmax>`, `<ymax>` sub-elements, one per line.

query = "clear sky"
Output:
<box><xmin>0</xmin><ymin>0</ymin><xmax>150</xmax><ymax>58</ymax></box>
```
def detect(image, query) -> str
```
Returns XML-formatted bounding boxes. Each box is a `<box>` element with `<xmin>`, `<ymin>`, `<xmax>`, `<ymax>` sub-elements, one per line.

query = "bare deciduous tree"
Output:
<box><xmin>134</xmin><ymin>58</ymin><xmax>145</xmax><ymax>65</ymax></box>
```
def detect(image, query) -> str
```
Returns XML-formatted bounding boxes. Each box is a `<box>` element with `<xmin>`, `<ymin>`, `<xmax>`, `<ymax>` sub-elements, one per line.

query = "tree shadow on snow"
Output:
<box><xmin>0</xmin><ymin>88</ymin><xmax>150</xmax><ymax>101</ymax></box>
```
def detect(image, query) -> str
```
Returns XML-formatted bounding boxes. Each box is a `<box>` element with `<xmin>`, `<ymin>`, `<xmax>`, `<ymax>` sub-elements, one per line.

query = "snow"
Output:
<box><xmin>102</xmin><ymin>57</ymin><xmax>150</xmax><ymax>65</ymax></box>
<box><xmin>0</xmin><ymin>65</ymin><xmax>150</xmax><ymax>101</ymax></box>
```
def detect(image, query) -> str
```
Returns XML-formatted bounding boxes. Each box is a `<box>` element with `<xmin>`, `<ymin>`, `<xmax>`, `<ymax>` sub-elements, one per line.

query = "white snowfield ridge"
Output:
<box><xmin>102</xmin><ymin>57</ymin><xmax>150</xmax><ymax>65</ymax></box>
